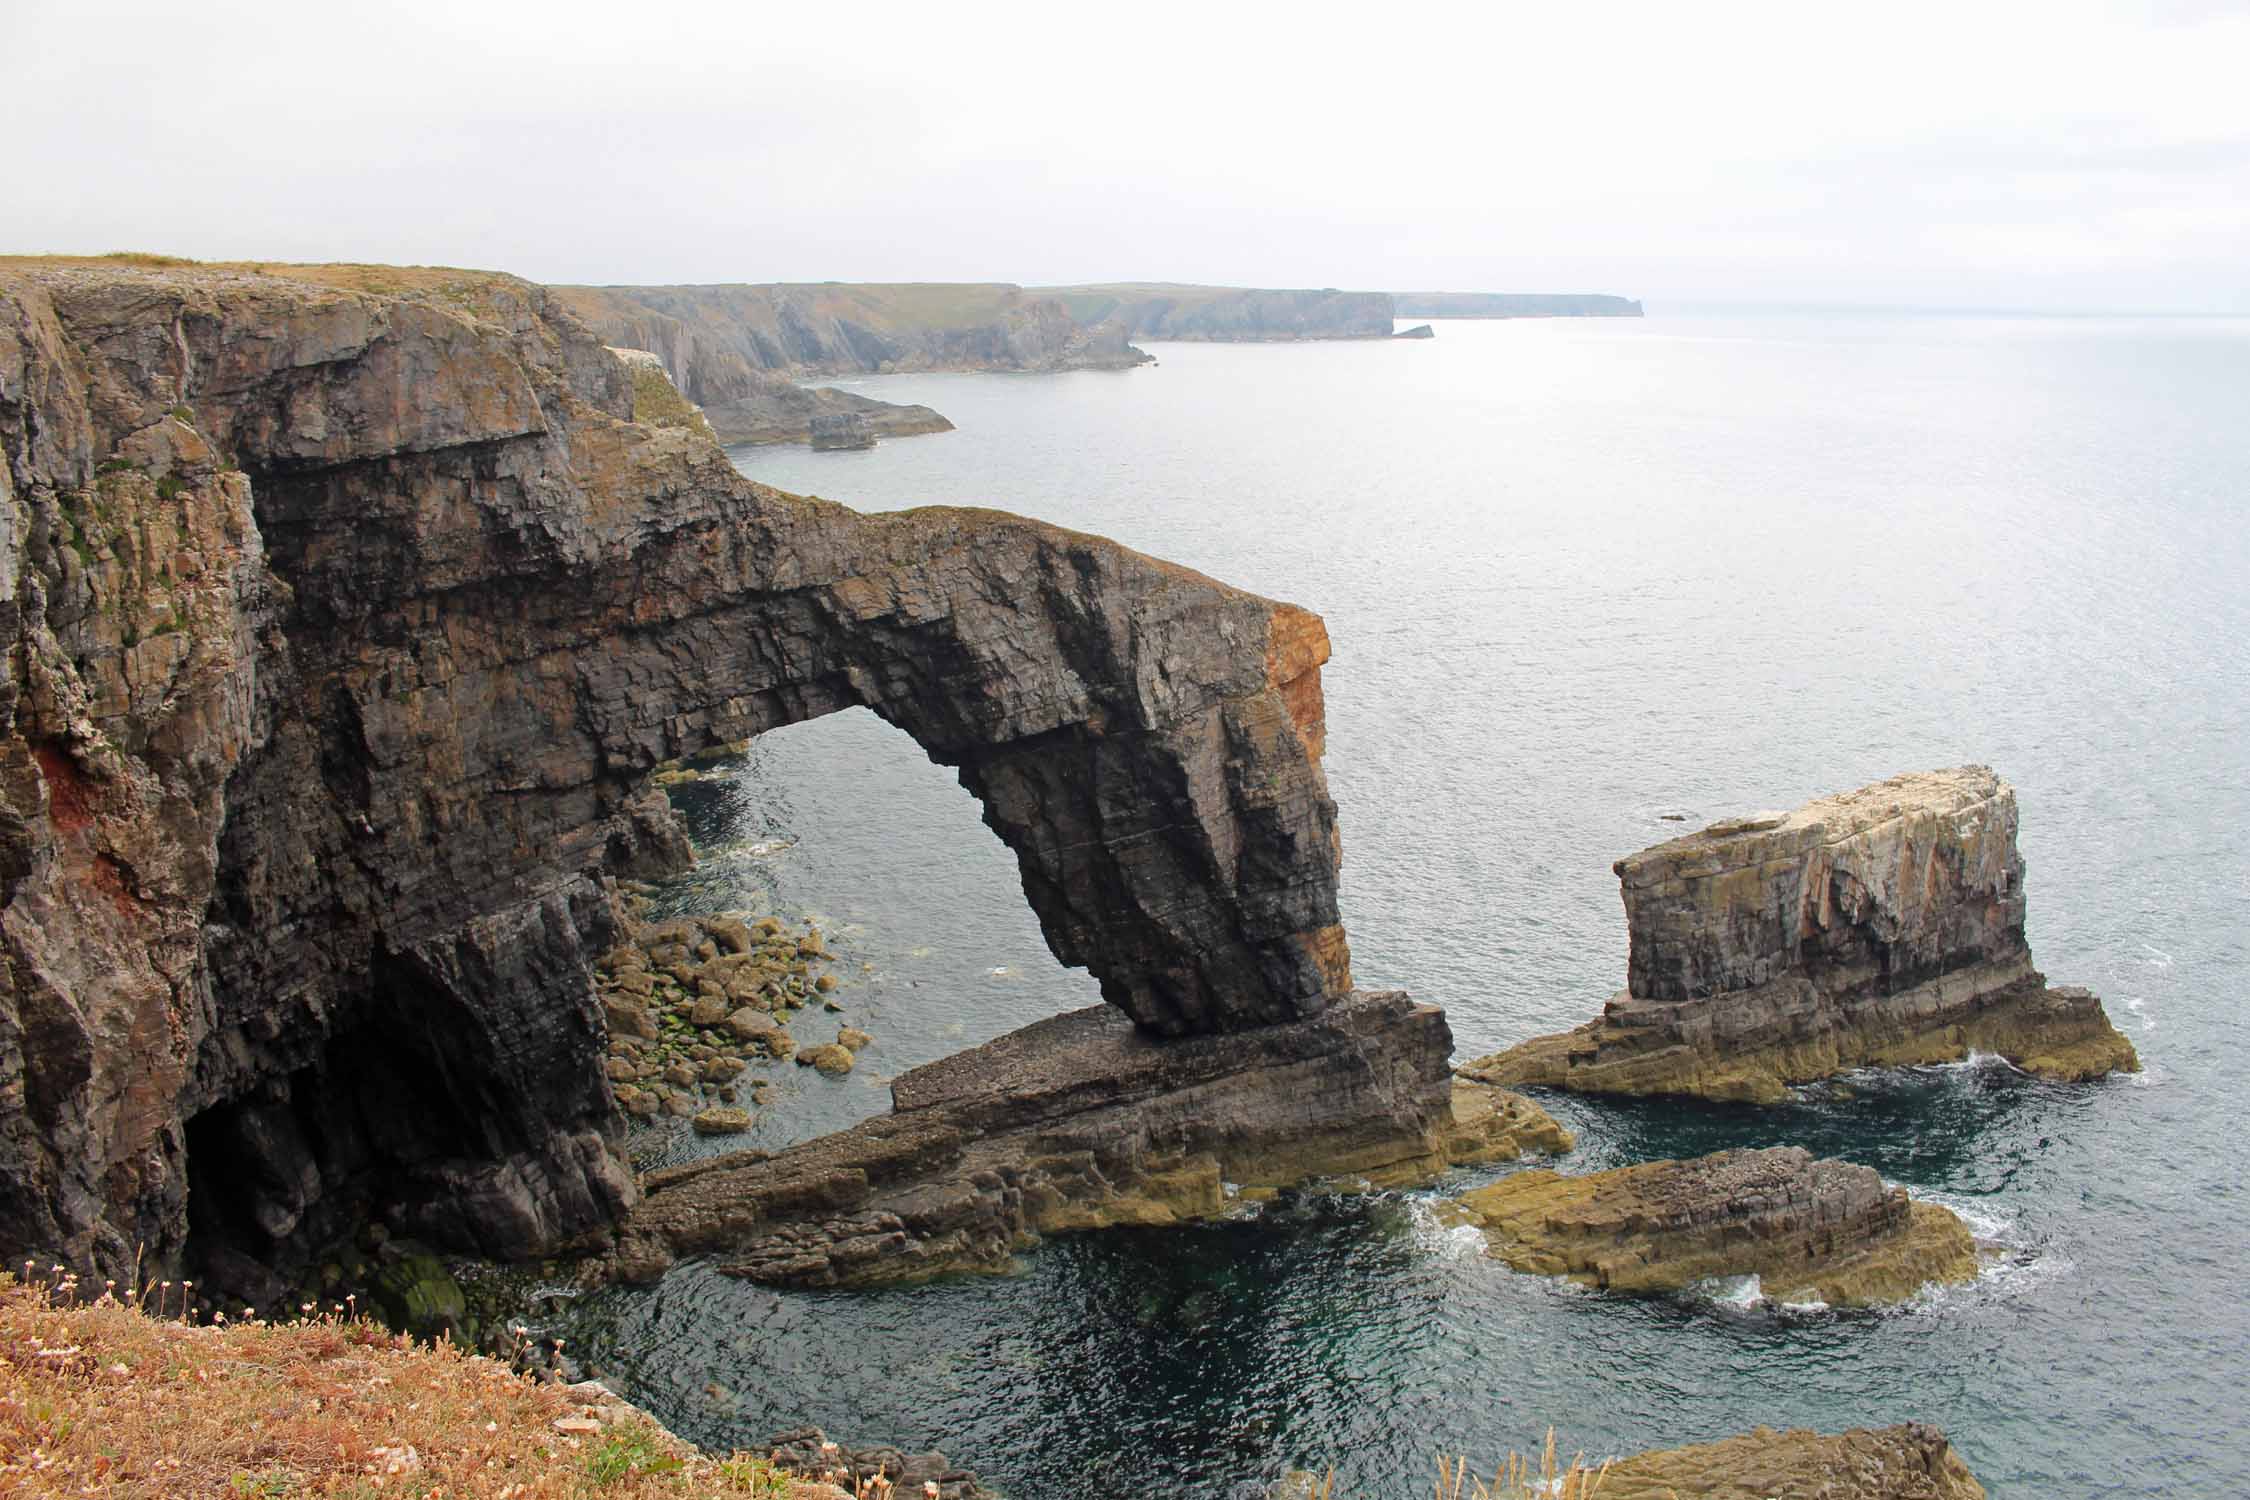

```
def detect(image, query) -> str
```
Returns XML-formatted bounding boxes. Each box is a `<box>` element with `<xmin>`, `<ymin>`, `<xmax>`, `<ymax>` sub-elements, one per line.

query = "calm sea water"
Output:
<box><xmin>554</xmin><ymin>313</ymin><xmax>2250</xmax><ymax>1498</ymax></box>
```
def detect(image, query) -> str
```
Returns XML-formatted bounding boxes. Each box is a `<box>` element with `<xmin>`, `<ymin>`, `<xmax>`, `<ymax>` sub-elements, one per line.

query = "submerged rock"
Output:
<box><xmin>1591</xmin><ymin>1422</ymin><xmax>1985</xmax><ymax>1499</ymax></box>
<box><xmin>1462</xmin><ymin>767</ymin><xmax>2138</xmax><ymax>1102</ymax></box>
<box><xmin>797</xmin><ymin>1043</ymin><xmax>855</xmax><ymax>1075</ymax></box>
<box><xmin>1443</xmin><ymin>1145</ymin><xmax>1976</xmax><ymax>1306</ymax></box>
<box><xmin>691</xmin><ymin>1107</ymin><xmax>754</xmax><ymax>1136</ymax></box>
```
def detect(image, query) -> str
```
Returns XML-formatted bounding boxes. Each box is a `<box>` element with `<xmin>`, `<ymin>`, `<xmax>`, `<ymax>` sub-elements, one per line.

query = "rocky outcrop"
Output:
<box><xmin>1392</xmin><ymin>292</ymin><xmax>1644</xmax><ymax>318</ymax></box>
<box><xmin>553</xmin><ymin>282</ymin><xmax>1152</xmax><ymax>390</ymax></box>
<box><xmin>1592</xmin><ymin>1423</ymin><xmax>1985</xmax><ymax>1499</ymax></box>
<box><xmin>1461</xmin><ymin>768</ymin><xmax>2138</xmax><ymax>1102</ymax></box>
<box><xmin>1039</xmin><ymin>284</ymin><xmax>1398</xmax><ymax>342</ymax></box>
<box><xmin>0</xmin><ymin>257</ymin><xmax>1355</xmax><ymax>1296</ymax></box>
<box><xmin>807</xmin><ymin>411</ymin><xmax>875</xmax><ymax>451</ymax></box>
<box><xmin>1442</xmin><ymin>1146</ymin><xmax>1976</xmax><ymax>1306</ymax></box>
<box><xmin>611</xmin><ymin>993</ymin><xmax>1570</xmax><ymax>1288</ymax></box>
<box><xmin>608</xmin><ymin>341</ymin><xmax>950</xmax><ymax>448</ymax></box>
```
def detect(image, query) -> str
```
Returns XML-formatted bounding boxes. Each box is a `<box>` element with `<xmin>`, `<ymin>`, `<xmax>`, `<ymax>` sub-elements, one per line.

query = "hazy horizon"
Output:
<box><xmin>8</xmin><ymin>1</ymin><xmax>2248</xmax><ymax>313</ymax></box>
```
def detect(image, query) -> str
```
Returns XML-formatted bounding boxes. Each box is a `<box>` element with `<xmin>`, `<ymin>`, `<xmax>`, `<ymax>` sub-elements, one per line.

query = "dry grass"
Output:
<box><xmin>1432</xmin><ymin>1431</ymin><xmax>1608</xmax><ymax>1500</ymax></box>
<box><xmin>0</xmin><ymin>1270</ymin><xmax>848</xmax><ymax>1499</ymax></box>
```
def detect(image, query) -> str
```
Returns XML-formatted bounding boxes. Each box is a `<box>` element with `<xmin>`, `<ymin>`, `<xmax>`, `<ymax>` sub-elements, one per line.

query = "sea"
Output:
<box><xmin>544</xmin><ymin>310</ymin><xmax>2250</xmax><ymax>1498</ymax></box>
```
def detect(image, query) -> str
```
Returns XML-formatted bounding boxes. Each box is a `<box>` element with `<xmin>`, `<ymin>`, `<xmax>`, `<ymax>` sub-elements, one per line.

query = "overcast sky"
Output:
<box><xmin>8</xmin><ymin>0</ymin><xmax>2248</xmax><ymax>310</ymax></box>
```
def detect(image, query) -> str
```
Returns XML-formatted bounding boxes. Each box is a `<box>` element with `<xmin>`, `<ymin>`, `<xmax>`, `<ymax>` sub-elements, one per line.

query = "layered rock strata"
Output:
<box><xmin>1444</xmin><ymin>1146</ymin><xmax>1976</xmax><ymax>1306</ymax></box>
<box><xmin>0</xmin><ymin>257</ymin><xmax>1358</xmax><ymax>1293</ymax></box>
<box><xmin>610</xmin><ymin>993</ymin><xmax>1571</xmax><ymax>1288</ymax></box>
<box><xmin>1462</xmin><ymin>768</ymin><xmax>2138</xmax><ymax>1102</ymax></box>
<box><xmin>1591</xmin><ymin>1423</ymin><xmax>1985</xmax><ymax>1500</ymax></box>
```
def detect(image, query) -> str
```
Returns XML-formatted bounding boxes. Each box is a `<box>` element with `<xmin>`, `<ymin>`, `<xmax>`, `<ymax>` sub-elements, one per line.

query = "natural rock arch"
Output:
<box><xmin>0</xmin><ymin>262</ymin><xmax>1362</xmax><ymax>1287</ymax></box>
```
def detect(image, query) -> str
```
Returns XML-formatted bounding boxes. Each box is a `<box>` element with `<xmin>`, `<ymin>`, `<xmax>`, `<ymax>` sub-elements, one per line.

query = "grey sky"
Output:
<box><xmin>8</xmin><ymin>0</ymin><xmax>2248</xmax><ymax>310</ymax></box>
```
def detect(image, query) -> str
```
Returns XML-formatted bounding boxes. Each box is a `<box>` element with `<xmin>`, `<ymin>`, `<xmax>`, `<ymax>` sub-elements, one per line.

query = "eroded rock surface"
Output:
<box><xmin>1445</xmin><ymin>1145</ymin><xmax>1975</xmax><ymax>1306</ymax></box>
<box><xmin>612</xmin><ymin>993</ymin><xmax>1570</xmax><ymax>1288</ymax></box>
<box><xmin>1591</xmin><ymin>1422</ymin><xmax>1986</xmax><ymax>1500</ymax></box>
<box><xmin>1462</xmin><ymin>768</ymin><xmax>2138</xmax><ymax>1101</ymax></box>
<box><xmin>0</xmin><ymin>257</ymin><xmax>1353</xmax><ymax>1292</ymax></box>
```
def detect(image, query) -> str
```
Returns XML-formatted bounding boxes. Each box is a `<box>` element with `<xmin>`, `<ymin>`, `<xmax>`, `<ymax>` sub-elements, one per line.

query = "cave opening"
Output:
<box><xmin>181</xmin><ymin>948</ymin><xmax>518</xmax><ymax>1306</ymax></box>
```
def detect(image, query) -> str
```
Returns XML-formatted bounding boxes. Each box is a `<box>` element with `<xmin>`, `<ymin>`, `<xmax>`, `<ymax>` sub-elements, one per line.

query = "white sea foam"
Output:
<box><xmin>2137</xmin><ymin>942</ymin><xmax>2175</xmax><ymax>969</ymax></box>
<box><xmin>1403</xmin><ymin>1197</ymin><xmax>1488</xmax><ymax>1262</ymax></box>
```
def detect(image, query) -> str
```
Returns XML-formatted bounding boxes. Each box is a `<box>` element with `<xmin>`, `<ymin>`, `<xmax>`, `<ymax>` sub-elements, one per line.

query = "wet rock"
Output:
<box><xmin>693</xmin><ymin>1108</ymin><xmax>755</xmax><ymax>1136</ymax></box>
<box><xmin>689</xmin><ymin>997</ymin><xmax>730</xmax><ymax>1027</ymax></box>
<box><xmin>814</xmin><ymin>973</ymin><xmax>838</xmax><ymax>994</ymax></box>
<box><xmin>798</xmin><ymin>1044</ymin><xmax>856</xmax><ymax>1075</ymax></box>
<box><xmin>367</xmin><ymin>1252</ymin><xmax>467</xmax><ymax>1340</ymax></box>
<box><xmin>701</xmin><ymin>1056</ymin><xmax>748</xmax><ymax>1082</ymax></box>
<box><xmin>663</xmin><ymin>1063</ymin><xmax>698</xmax><ymax>1088</ymax></box>
<box><xmin>1462</xmin><ymin>768</ymin><xmax>2138</xmax><ymax>1102</ymax></box>
<box><xmin>1442</xmin><ymin>1146</ymin><xmax>1976</xmax><ymax>1306</ymax></box>
<box><xmin>837</xmin><ymin>1027</ymin><xmax>873</xmax><ymax>1052</ymax></box>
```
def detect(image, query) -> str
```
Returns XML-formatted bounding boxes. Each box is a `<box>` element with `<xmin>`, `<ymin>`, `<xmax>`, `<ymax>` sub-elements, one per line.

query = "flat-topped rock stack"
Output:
<box><xmin>1443</xmin><ymin>1145</ymin><xmax>1977</xmax><ymax>1306</ymax></box>
<box><xmin>1463</xmin><ymin>767</ymin><xmax>2138</xmax><ymax>1102</ymax></box>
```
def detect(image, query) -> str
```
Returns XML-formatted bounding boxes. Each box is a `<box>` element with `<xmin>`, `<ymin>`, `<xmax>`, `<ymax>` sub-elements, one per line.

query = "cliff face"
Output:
<box><xmin>553</xmin><ymin>282</ymin><xmax>1150</xmax><ymax>388</ymax></box>
<box><xmin>1392</xmin><ymin>292</ymin><xmax>1643</xmax><ymax>318</ymax></box>
<box><xmin>0</xmin><ymin>259</ymin><xmax>1352</xmax><ymax>1294</ymax></box>
<box><xmin>1039</xmin><ymin>284</ymin><xmax>1398</xmax><ymax>342</ymax></box>
<box><xmin>1462</xmin><ymin>768</ymin><xmax>2138</xmax><ymax>1101</ymax></box>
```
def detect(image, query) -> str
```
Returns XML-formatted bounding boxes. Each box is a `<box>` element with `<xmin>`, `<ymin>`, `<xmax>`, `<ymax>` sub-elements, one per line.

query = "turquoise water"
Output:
<box><xmin>554</xmin><ymin>313</ymin><xmax>2250</xmax><ymax>1496</ymax></box>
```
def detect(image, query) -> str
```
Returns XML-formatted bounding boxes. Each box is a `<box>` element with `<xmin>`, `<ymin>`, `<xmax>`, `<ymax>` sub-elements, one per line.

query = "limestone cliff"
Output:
<box><xmin>0</xmin><ymin>257</ymin><xmax>1355</xmax><ymax>1298</ymax></box>
<box><xmin>1392</xmin><ymin>292</ymin><xmax>1644</xmax><ymax>318</ymax></box>
<box><xmin>1039</xmin><ymin>284</ymin><xmax>1398</xmax><ymax>342</ymax></box>
<box><xmin>1462</xmin><ymin>768</ymin><xmax>2138</xmax><ymax>1102</ymax></box>
<box><xmin>554</xmin><ymin>282</ymin><xmax>1150</xmax><ymax>392</ymax></box>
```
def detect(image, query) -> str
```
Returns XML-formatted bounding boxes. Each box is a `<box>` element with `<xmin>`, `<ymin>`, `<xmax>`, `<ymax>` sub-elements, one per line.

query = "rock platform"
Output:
<box><xmin>1443</xmin><ymin>1145</ymin><xmax>1977</xmax><ymax>1306</ymax></box>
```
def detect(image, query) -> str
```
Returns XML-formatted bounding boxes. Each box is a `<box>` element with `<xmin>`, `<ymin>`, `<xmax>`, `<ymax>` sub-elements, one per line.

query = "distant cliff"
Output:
<box><xmin>553</xmin><ymin>282</ymin><xmax>1149</xmax><ymax>383</ymax></box>
<box><xmin>1039</xmin><ymin>283</ymin><xmax>1397</xmax><ymax>341</ymax></box>
<box><xmin>1393</xmin><ymin>292</ymin><xmax>1643</xmax><ymax>318</ymax></box>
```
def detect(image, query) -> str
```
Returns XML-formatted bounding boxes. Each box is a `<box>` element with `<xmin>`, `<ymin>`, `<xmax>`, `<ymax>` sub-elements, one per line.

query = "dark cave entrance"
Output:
<box><xmin>181</xmin><ymin>948</ymin><xmax>528</xmax><ymax>1306</ymax></box>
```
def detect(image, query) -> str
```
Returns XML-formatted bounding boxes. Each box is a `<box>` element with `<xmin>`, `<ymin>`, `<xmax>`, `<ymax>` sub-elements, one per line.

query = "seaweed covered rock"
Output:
<box><xmin>1443</xmin><ymin>1146</ymin><xmax>1976</xmax><ymax>1306</ymax></box>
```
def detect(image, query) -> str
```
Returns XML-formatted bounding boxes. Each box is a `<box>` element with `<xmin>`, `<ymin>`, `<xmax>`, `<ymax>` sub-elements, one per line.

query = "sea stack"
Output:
<box><xmin>1461</xmin><ymin>767</ymin><xmax>2138</xmax><ymax>1103</ymax></box>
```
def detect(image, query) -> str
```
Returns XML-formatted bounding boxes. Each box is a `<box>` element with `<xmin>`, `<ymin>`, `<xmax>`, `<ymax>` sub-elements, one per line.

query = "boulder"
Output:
<box><xmin>693</xmin><ymin>1108</ymin><xmax>754</xmax><ymax>1136</ymax></box>
<box><xmin>798</xmin><ymin>1044</ymin><xmax>856</xmax><ymax>1075</ymax></box>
